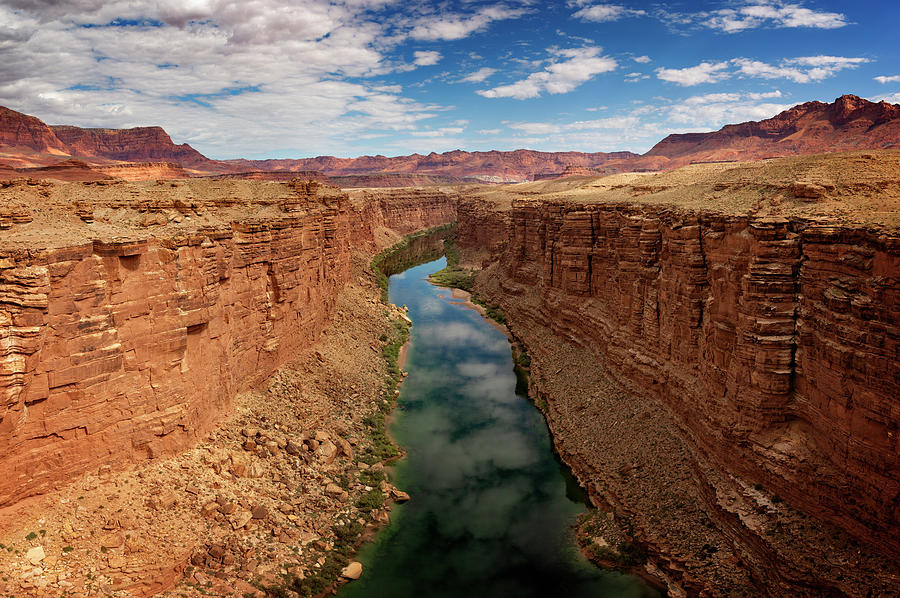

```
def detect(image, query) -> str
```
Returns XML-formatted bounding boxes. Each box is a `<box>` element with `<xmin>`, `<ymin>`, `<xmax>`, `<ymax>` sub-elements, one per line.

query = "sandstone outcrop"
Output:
<box><xmin>14</xmin><ymin>159</ymin><xmax>114</xmax><ymax>182</ymax></box>
<box><xmin>330</xmin><ymin>172</ymin><xmax>472</xmax><ymax>188</ymax></box>
<box><xmin>490</xmin><ymin>204</ymin><xmax>897</xmax><ymax>544</ymax></box>
<box><xmin>8</xmin><ymin>161</ymin><xmax>205</xmax><ymax>183</ymax></box>
<box><xmin>94</xmin><ymin>162</ymin><xmax>192</xmax><ymax>181</ymax></box>
<box><xmin>458</xmin><ymin>151</ymin><xmax>900</xmax><ymax>594</ymax></box>
<box><xmin>348</xmin><ymin>187</ymin><xmax>459</xmax><ymax>237</ymax></box>
<box><xmin>207</xmin><ymin>170</ymin><xmax>331</xmax><ymax>183</ymax></box>
<box><xmin>0</xmin><ymin>178</ymin><xmax>457</xmax><ymax>509</ymax></box>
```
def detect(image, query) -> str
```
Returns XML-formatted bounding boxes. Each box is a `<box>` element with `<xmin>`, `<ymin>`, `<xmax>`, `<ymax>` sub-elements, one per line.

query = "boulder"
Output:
<box><xmin>341</xmin><ymin>561</ymin><xmax>363</xmax><ymax>580</ymax></box>
<box><xmin>25</xmin><ymin>546</ymin><xmax>45</xmax><ymax>565</ymax></box>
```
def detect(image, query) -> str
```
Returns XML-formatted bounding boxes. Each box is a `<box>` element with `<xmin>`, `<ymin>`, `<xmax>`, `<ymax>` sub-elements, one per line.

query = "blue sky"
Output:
<box><xmin>1</xmin><ymin>1</ymin><xmax>898</xmax><ymax>159</ymax></box>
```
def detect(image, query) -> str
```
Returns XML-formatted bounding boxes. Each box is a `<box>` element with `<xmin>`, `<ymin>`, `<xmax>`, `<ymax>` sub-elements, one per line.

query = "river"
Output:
<box><xmin>339</xmin><ymin>256</ymin><xmax>660</xmax><ymax>598</ymax></box>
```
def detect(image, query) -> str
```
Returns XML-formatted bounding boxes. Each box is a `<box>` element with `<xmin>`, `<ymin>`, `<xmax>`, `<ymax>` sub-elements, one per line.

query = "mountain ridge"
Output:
<box><xmin>1</xmin><ymin>94</ymin><xmax>899</xmax><ymax>182</ymax></box>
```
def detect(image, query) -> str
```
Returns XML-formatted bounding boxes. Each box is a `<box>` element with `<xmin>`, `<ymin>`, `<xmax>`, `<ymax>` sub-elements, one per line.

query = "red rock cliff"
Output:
<box><xmin>490</xmin><ymin>201</ymin><xmax>898</xmax><ymax>547</ymax></box>
<box><xmin>647</xmin><ymin>95</ymin><xmax>900</xmax><ymax>164</ymax></box>
<box><xmin>227</xmin><ymin>149</ymin><xmax>641</xmax><ymax>182</ymax></box>
<box><xmin>456</xmin><ymin>155</ymin><xmax>900</xmax><ymax>593</ymax></box>
<box><xmin>51</xmin><ymin>125</ymin><xmax>214</xmax><ymax>169</ymax></box>
<box><xmin>0</xmin><ymin>179</ymin><xmax>456</xmax><ymax>509</ymax></box>
<box><xmin>0</xmin><ymin>107</ymin><xmax>68</xmax><ymax>155</ymax></box>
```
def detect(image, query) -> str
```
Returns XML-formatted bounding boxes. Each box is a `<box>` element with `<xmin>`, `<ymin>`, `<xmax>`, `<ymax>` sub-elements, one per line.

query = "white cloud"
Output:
<box><xmin>0</xmin><ymin>1</ymin><xmax>533</xmax><ymax>158</ymax></box>
<box><xmin>700</xmin><ymin>2</ymin><xmax>847</xmax><ymax>33</ymax></box>
<box><xmin>656</xmin><ymin>56</ymin><xmax>867</xmax><ymax>86</ymax></box>
<box><xmin>509</xmin><ymin>122</ymin><xmax>562</xmax><ymax>135</ymax></box>
<box><xmin>667</xmin><ymin>91</ymin><xmax>790</xmax><ymax>127</ymax></box>
<box><xmin>409</xmin><ymin>5</ymin><xmax>528</xmax><ymax>41</ymax></box>
<box><xmin>656</xmin><ymin>61</ymin><xmax>730</xmax><ymax>86</ymax></box>
<box><xmin>870</xmin><ymin>93</ymin><xmax>900</xmax><ymax>104</ymax></box>
<box><xmin>572</xmin><ymin>4</ymin><xmax>646</xmax><ymax>22</ymax></box>
<box><xmin>567</xmin><ymin>1</ymin><xmax>846</xmax><ymax>33</ymax></box>
<box><xmin>747</xmin><ymin>90</ymin><xmax>784</xmax><ymax>100</ymax></box>
<box><xmin>497</xmin><ymin>91</ymin><xmax>794</xmax><ymax>153</ymax></box>
<box><xmin>509</xmin><ymin>115</ymin><xmax>639</xmax><ymax>136</ymax></box>
<box><xmin>478</xmin><ymin>46</ymin><xmax>617</xmax><ymax>99</ymax></box>
<box><xmin>733</xmin><ymin>55</ymin><xmax>868</xmax><ymax>83</ymax></box>
<box><xmin>633</xmin><ymin>55</ymin><xmax>652</xmax><ymax>64</ymax></box>
<box><xmin>413</xmin><ymin>51</ymin><xmax>441</xmax><ymax>66</ymax></box>
<box><xmin>875</xmin><ymin>75</ymin><xmax>900</xmax><ymax>84</ymax></box>
<box><xmin>477</xmin><ymin>128</ymin><xmax>501</xmax><ymax>134</ymax></box>
<box><xmin>459</xmin><ymin>67</ymin><xmax>497</xmax><ymax>83</ymax></box>
<box><xmin>410</xmin><ymin>126</ymin><xmax>465</xmax><ymax>137</ymax></box>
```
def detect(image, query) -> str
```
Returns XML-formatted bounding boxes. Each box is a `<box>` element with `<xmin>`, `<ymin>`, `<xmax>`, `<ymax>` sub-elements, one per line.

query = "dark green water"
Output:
<box><xmin>340</xmin><ymin>257</ymin><xmax>660</xmax><ymax>598</ymax></box>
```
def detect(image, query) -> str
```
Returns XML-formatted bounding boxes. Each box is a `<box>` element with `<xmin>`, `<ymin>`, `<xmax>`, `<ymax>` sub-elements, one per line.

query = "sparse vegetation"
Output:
<box><xmin>429</xmin><ymin>231</ymin><xmax>478</xmax><ymax>291</ymax></box>
<box><xmin>359</xmin><ymin>467</ymin><xmax>387</xmax><ymax>486</ymax></box>
<box><xmin>429</xmin><ymin>266</ymin><xmax>476</xmax><ymax>291</ymax></box>
<box><xmin>471</xmin><ymin>295</ymin><xmax>506</xmax><ymax>324</ymax></box>
<box><xmin>356</xmin><ymin>488</ymin><xmax>385</xmax><ymax>513</ymax></box>
<box><xmin>515</xmin><ymin>349</ymin><xmax>531</xmax><ymax>369</ymax></box>
<box><xmin>615</xmin><ymin>540</ymin><xmax>648</xmax><ymax>567</ymax></box>
<box><xmin>264</xmin><ymin>520</ymin><xmax>367</xmax><ymax>598</ymax></box>
<box><xmin>371</xmin><ymin>222</ymin><xmax>456</xmax><ymax>302</ymax></box>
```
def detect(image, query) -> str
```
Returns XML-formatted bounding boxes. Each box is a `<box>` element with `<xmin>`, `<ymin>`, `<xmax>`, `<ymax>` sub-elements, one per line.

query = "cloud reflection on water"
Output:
<box><xmin>341</xmin><ymin>258</ymin><xmax>658</xmax><ymax>598</ymax></box>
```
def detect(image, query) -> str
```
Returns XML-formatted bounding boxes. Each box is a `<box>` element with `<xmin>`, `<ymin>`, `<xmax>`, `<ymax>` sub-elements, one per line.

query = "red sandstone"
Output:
<box><xmin>0</xmin><ymin>179</ymin><xmax>457</xmax><ymax>509</ymax></box>
<box><xmin>457</xmin><ymin>151</ymin><xmax>900</xmax><ymax>594</ymax></box>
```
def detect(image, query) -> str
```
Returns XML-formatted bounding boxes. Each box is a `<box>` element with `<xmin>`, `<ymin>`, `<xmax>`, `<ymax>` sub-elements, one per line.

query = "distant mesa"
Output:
<box><xmin>0</xmin><ymin>105</ymin><xmax>70</xmax><ymax>156</ymax></box>
<box><xmin>0</xmin><ymin>94</ymin><xmax>899</xmax><ymax>184</ymax></box>
<box><xmin>50</xmin><ymin>124</ymin><xmax>215</xmax><ymax>169</ymax></box>
<box><xmin>646</xmin><ymin>94</ymin><xmax>900</xmax><ymax>164</ymax></box>
<box><xmin>221</xmin><ymin>148</ymin><xmax>643</xmax><ymax>184</ymax></box>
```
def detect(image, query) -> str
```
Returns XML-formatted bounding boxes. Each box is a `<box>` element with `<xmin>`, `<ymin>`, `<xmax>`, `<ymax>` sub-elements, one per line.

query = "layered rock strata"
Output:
<box><xmin>457</xmin><ymin>154</ymin><xmax>900</xmax><ymax>594</ymax></box>
<box><xmin>50</xmin><ymin>125</ymin><xmax>214</xmax><ymax>169</ymax></box>
<box><xmin>0</xmin><ymin>179</ymin><xmax>457</xmax><ymax>510</ymax></box>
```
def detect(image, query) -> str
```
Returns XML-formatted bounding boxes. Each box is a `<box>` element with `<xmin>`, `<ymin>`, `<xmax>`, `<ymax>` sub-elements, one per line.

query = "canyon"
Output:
<box><xmin>454</xmin><ymin>151</ymin><xmax>900</xmax><ymax>595</ymax></box>
<box><xmin>2</xmin><ymin>95</ymin><xmax>899</xmax><ymax>184</ymax></box>
<box><xmin>0</xmin><ymin>178</ymin><xmax>456</xmax><ymax>510</ymax></box>
<box><xmin>0</xmin><ymin>147</ymin><xmax>898</xmax><ymax>596</ymax></box>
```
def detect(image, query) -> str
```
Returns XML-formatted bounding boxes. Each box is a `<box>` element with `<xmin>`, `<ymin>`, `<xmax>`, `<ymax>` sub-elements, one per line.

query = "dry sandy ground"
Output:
<box><xmin>0</xmin><ymin>177</ymin><xmax>345</xmax><ymax>250</ymax></box>
<box><xmin>464</xmin><ymin>149</ymin><xmax>900</xmax><ymax>230</ymax></box>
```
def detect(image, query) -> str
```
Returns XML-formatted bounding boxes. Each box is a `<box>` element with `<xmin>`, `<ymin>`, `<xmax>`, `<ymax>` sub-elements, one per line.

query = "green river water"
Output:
<box><xmin>339</xmin><ymin>256</ymin><xmax>661</xmax><ymax>598</ymax></box>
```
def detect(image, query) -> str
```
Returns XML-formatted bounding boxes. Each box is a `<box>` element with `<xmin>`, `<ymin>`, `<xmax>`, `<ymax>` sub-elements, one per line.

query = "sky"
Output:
<box><xmin>1</xmin><ymin>0</ymin><xmax>899</xmax><ymax>159</ymax></box>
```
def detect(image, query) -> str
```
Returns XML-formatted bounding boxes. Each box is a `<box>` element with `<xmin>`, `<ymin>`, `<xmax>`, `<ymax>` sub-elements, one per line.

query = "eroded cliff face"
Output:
<box><xmin>348</xmin><ymin>187</ymin><xmax>459</xmax><ymax>237</ymax></box>
<box><xmin>0</xmin><ymin>107</ymin><xmax>69</xmax><ymax>155</ymax></box>
<box><xmin>50</xmin><ymin>125</ymin><xmax>213</xmax><ymax>169</ymax></box>
<box><xmin>492</xmin><ymin>202</ymin><xmax>898</xmax><ymax>541</ymax></box>
<box><xmin>0</xmin><ymin>179</ymin><xmax>457</xmax><ymax>510</ymax></box>
<box><xmin>456</xmin><ymin>155</ymin><xmax>900</xmax><ymax>594</ymax></box>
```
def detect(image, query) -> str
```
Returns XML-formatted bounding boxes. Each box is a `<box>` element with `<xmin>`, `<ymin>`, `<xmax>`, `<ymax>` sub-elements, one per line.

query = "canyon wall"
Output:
<box><xmin>0</xmin><ymin>182</ymin><xmax>457</xmax><ymax>509</ymax></box>
<box><xmin>459</xmin><ymin>197</ymin><xmax>900</xmax><ymax>559</ymax></box>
